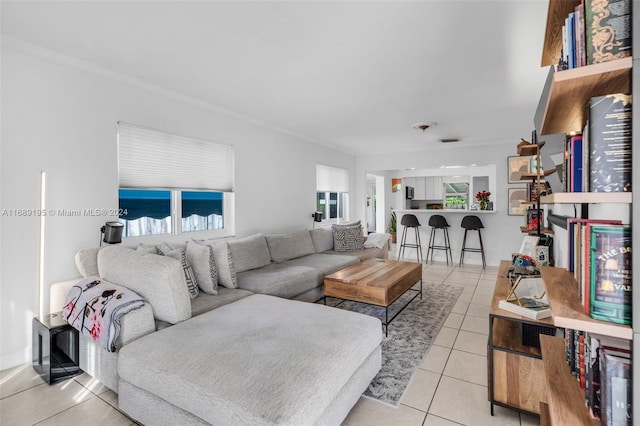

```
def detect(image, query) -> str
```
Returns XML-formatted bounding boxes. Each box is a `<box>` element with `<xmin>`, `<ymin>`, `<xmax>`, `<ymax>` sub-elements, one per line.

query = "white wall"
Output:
<box><xmin>355</xmin><ymin>144</ymin><xmax>530</xmax><ymax>266</ymax></box>
<box><xmin>0</xmin><ymin>41</ymin><xmax>355</xmax><ymax>369</ymax></box>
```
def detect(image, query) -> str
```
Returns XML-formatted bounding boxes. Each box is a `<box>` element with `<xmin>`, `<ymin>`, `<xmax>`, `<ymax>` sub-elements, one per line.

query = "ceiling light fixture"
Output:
<box><xmin>439</xmin><ymin>138</ymin><xmax>460</xmax><ymax>143</ymax></box>
<box><xmin>411</xmin><ymin>122</ymin><xmax>436</xmax><ymax>132</ymax></box>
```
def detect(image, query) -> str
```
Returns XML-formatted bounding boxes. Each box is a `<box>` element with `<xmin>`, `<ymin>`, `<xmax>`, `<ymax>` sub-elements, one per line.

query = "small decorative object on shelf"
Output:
<box><xmin>499</xmin><ymin>276</ymin><xmax>551</xmax><ymax>320</ymax></box>
<box><xmin>476</xmin><ymin>191</ymin><xmax>491</xmax><ymax>210</ymax></box>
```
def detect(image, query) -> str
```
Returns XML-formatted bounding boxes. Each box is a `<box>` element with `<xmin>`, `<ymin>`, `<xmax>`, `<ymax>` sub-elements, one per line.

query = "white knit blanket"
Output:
<box><xmin>364</xmin><ymin>232</ymin><xmax>391</xmax><ymax>249</ymax></box>
<box><xmin>62</xmin><ymin>277</ymin><xmax>145</xmax><ymax>352</ymax></box>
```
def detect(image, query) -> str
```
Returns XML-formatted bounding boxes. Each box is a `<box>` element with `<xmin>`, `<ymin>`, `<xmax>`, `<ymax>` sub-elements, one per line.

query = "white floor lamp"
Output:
<box><xmin>38</xmin><ymin>171</ymin><xmax>46</xmax><ymax>319</ymax></box>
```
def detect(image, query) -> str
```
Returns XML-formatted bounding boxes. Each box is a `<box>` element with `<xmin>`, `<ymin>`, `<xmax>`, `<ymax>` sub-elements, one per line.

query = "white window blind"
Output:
<box><xmin>316</xmin><ymin>164</ymin><xmax>349</xmax><ymax>192</ymax></box>
<box><xmin>118</xmin><ymin>122</ymin><xmax>234</xmax><ymax>191</ymax></box>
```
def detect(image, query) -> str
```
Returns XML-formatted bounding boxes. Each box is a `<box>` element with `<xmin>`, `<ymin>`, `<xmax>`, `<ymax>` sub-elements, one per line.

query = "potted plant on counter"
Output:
<box><xmin>476</xmin><ymin>191</ymin><xmax>491</xmax><ymax>210</ymax></box>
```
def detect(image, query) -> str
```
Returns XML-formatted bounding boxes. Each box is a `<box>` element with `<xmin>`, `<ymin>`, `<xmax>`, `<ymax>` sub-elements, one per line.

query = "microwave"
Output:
<box><xmin>406</xmin><ymin>186</ymin><xmax>414</xmax><ymax>199</ymax></box>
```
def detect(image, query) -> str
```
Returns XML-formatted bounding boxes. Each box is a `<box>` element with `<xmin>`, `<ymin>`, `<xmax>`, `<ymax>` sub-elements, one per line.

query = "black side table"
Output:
<box><xmin>32</xmin><ymin>312</ymin><xmax>81</xmax><ymax>384</ymax></box>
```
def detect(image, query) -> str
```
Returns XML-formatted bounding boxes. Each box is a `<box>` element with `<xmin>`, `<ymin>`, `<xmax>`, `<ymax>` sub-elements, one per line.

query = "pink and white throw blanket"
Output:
<box><xmin>62</xmin><ymin>277</ymin><xmax>145</xmax><ymax>352</ymax></box>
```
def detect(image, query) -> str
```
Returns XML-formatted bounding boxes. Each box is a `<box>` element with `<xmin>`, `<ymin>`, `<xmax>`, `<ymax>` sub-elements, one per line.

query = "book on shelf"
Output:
<box><xmin>600</xmin><ymin>346</ymin><xmax>632</xmax><ymax>425</ymax></box>
<box><xmin>498</xmin><ymin>298</ymin><xmax>551</xmax><ymax>320</ymax></box>
<box><xmin>560</xmin><ymin>134</ymin><xmax>586</xmax><ymax>193</ymax></box>
<box><xmin>569</xmin><ymin>135</ymin><xmax>583</xmax><ymax>192</ymax></box>
<box><xmin>585</xmin><ymin>0</ymin><xmax>632</xmax><ymax>65</ymax></box>
<box><xmin>589</xmin><ymin>93</ymin><xmax>632</xmax><ymax>193</ymax></box>
<box><xmin>582</xmin><ymin>120</ymin><xmax>590</xmax><ymax>192</ymax></box>
<box><xmin>525</xmin><ymin>207</ymin><xmax>540</xmax><ymax>231</ymax></box>
<box><xmin>498</xmin><ymin>276</ymin><xmax>551</xmax><ymax>320</ymax></box>
<box><xmin>566</xmin><ymin>218</ymin><xmax>622</xmax><ymax>273</ymax></box>
<box><xmin>589</xmin><ymin>224</ymin><xmax>632</xmax><ymax>325</ymax></box>
<box><xmin>556</xmin><ymin>0</ymin><xmax>631</xmax><ymax>70</ymax></box>
<box><xmin>566</xmin><ymin>218</ymin><xmax>622</xmax><ymax>313</ymax></box>
<box><xmin>563</xmin><ymin>329</ymin><xmax>632</xmax><ymax>423</ymax></box>
<box><xmin>565</xmin><ymin>329</ymin><xmax>576</xmax><ymax>376</ymax></box>
<box><xmin>576</xmin><ymin>2</ymin><xmax>586</xmax><ymax>67</ymax></box>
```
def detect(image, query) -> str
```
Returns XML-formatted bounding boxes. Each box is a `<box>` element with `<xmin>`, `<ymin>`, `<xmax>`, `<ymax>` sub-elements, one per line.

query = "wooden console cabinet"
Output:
<box><xmin>488</xmin><ymin>260</ymin><xmax>554</xmax><ymax>416</ymax></box>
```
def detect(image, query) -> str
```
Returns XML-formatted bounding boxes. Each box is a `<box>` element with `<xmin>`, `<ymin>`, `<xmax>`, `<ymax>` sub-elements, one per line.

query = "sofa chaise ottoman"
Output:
<box><xmin>118</xmin><ymin>294</ymin><xmax>383</xmax><ymax>426</ymax></box>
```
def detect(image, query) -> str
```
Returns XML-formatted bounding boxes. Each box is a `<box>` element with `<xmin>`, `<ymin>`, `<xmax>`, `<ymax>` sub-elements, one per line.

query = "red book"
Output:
<box><xmin>565</xmin><ymin>218</ymin><xmax>622</xmax><ymax>310</ymax></box>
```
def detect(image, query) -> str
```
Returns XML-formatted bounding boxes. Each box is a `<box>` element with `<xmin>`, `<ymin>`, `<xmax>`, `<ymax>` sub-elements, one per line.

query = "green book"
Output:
<box><xmin>589</xmin><ymin>224</ymin><xmax>631</xmax><ymax>325</ymax></box>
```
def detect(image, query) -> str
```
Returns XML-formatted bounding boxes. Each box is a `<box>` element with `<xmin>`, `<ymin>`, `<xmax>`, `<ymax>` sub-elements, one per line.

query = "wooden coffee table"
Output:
<box><xmin>323</xmin><ymin>258</ymin><xmax>423</xmax><ymax>336</ymax></box>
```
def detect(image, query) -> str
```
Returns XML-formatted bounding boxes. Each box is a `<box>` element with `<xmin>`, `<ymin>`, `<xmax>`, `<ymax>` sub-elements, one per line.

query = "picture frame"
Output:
<box><xmin>508</xmin><ymin>155</ymin><xmax>532</xmax><ymax>184</ymax></box>
<box><xmin>391</xmin><ymin>178</ymin><xmax>402</xmax><ymax>192</ymax></box>
<box><xmin>508</xmin><ymin>187</ymin><xmax>527</xmax><ymax>215</ymax></box>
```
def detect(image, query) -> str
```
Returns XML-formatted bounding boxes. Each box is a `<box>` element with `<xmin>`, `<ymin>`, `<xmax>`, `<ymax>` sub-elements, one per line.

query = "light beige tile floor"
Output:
<box><xmin>1</xmin><ymin>260</ymin><xmax>540</xmax><ymax>426</ymax></box>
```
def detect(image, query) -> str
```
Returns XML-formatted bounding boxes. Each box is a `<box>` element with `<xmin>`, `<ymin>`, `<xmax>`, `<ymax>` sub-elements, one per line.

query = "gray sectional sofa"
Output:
<box><xmin>51</xmin><ymin>226</ymin><xmax>389</xmax><ymax>426</ymax></box>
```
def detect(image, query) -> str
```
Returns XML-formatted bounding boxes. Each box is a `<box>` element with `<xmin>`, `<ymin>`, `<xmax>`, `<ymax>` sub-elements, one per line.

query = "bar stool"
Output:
<box><xmin>397</xmin><ymin>214</ymin><xmax>423</xmax><ymax>262</ymax></box>
<box><xmin>426</xmin><ymin>214</ymin><xmax>453</xmax><ymax>265</ymax></box>
<box><xmin>459</xmin><ymin>215</ymin><xmax>486</xmax><ymax>268</ymax></box>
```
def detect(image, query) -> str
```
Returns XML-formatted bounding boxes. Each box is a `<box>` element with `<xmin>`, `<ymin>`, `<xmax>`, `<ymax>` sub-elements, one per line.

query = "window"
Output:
<box><xmin>181</xmin><ymin>191</ymin><xmax>224</xmax><ymax>232</ymax></box>
<box><xmin>119</xmin><ymin>189</ymin><xmax>171</xmax><ymax>236</ymax></box>
<box><xmin>444</xmin><ymin>182</ymin><xmax>469</xmax><ymax>210</ymax></box>
<box><xmin>316</xmin><ymin>164</ymin><xmax>349</xmax><ymax>222</ymax></box>
<box><xmin>117</xmin><ymin>122</ymin><xmax>234</xmax><ymax>238</ymax></box>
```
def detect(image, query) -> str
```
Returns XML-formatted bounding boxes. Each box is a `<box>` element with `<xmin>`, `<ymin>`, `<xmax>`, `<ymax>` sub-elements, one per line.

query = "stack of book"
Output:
<box><xmin>560</xmin><ymin>93</ymin><xmax>632</xmax><ymax>194</ymax></box>
<box><xmin>557</xmin><ymin>0</ymin><xmax>631</xmax><ymax>70</ymax></box>
<box><xmin>564</xmin><ymin>329</ymin><xmax>632</xmax><ymax>424</ymax></box>
<box><xmin>566</xmin><ymin>221</ymin><xmax>631</xmax><ymax>326</ymax></box>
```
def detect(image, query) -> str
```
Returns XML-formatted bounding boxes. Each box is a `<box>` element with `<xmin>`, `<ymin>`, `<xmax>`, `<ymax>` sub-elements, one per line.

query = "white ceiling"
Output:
<box><xmin>1</xmin><ymin>1</ymin><xmax>551</xmax><ymax>155</ymax></box>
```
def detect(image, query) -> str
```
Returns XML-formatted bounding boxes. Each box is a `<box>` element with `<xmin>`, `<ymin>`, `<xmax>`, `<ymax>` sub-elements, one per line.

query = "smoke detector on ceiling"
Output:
<box><xmin>411</xmin><ymin>122</ymin><xmax>436</xmax><ymax>132</ymax></box>
<box><xmin>439</xmin><ymin>138</ymin><xmax>460</xmax><ymax>143</ymax></box>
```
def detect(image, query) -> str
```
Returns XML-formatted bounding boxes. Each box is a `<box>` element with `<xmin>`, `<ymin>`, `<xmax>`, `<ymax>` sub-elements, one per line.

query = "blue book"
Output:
<box><xmin>567</xmin><ymin>12</ymin><xmax>576</xmax><ymax>68</ymax></box>
<box><xmin>571</xmin><ymin>136</ymin><xmax>583</xmax><ymax>192</ymax></box>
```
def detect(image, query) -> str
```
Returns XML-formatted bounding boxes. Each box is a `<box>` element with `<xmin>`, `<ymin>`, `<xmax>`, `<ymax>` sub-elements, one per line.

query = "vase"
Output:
<box><xmin>479</xmin><ymin>200</ymin><xmax>487</xmax><ymax>210</ymax></box>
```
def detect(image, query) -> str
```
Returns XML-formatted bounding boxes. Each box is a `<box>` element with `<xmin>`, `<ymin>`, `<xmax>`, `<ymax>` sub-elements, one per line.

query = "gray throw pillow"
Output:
<box><xmin>332</xmin><ymin>223</ymin><xmax>365</xmax><ymax>252</ymax></box>
<box><xmin>309</xmin><ymin>227</ymin><xmax>334</xmax><ymax>253</ymax></box>
<box><xmin>227</xmin><ymin>234</ymin><xmax>272</xmax><ymax>273</ymax></box>
<box><xmin>186</xmin><ymin>240</ymin><xmax>218</xmax><ymax>295</ymax></box>
<box><xmin>265</xmin><ymin>229</ymin><xmax>316</xmax><ymax>262</ymax></box>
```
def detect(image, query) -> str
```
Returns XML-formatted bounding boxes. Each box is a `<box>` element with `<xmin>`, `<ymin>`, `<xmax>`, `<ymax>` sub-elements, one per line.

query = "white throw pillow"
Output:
<box><xmin>204</xmin><ymin>240</ymin><xmax>238</xmax><ymax>289</ymax></box>
<box><xmin>186</xmin><ymin>240</ymin><xmax>218</xmax><ymax>295</ymax></box>
<box><xmin>158</xmin><ymin>245</ymin><xmax>199</xmax><ymax>299</ymax></box>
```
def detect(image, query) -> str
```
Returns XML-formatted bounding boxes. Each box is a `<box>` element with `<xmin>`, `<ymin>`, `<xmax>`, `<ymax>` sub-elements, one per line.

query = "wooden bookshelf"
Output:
<box><xmin>520</xmin><ymin>226</ymin><xmax>554</xmax><ymax>235</ymax></box>
<box><xmin>488</xmin><ymin>261</ymin><xmax>553</xmax><ymax>415</ymax></box>
<box><xmin>539</xmin><ymin>335</ymin><xmax>599</xmax><ymax>426</ymax></box>
<box><xmin>538</xmin><ymin>57</ymin><xmax>632</xmax><ymax>135</ymax></box>
<box><xmin>540</xmin><ymin>192</ymin><xmax>632</xmax><ymax>204</ymax></box>
<box><xmin>540</xmin><ymin>266</ymin><xmax>633</xmax><ymax>340</ymax></box>
<box><xmin>517</xmin><ymin>140</ymin><xmax>545</xmax><ymax>156</ymax></box>
<box><xmin>525</xmin><ymin>1</ymin><xmax>635</xmax><ymax>423</ymax></box>
<box><xmin>519</xmin><ymin>169</ymin><xmax>557</xmax><ymax>181</ymax></box>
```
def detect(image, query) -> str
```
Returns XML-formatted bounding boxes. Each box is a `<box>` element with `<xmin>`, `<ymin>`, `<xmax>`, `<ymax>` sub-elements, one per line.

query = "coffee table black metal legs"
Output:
<box><xmin>382</xmin><ymin>279</ymin><xmax>422</xmax><ymax>336</ymax></box>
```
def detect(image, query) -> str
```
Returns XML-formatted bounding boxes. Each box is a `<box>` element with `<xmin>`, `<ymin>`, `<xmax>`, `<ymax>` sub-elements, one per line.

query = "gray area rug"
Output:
<box><xmin>325</xmin><ymin>281</ymin><xmax>463</xmax><ymax>406</ymax></box>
